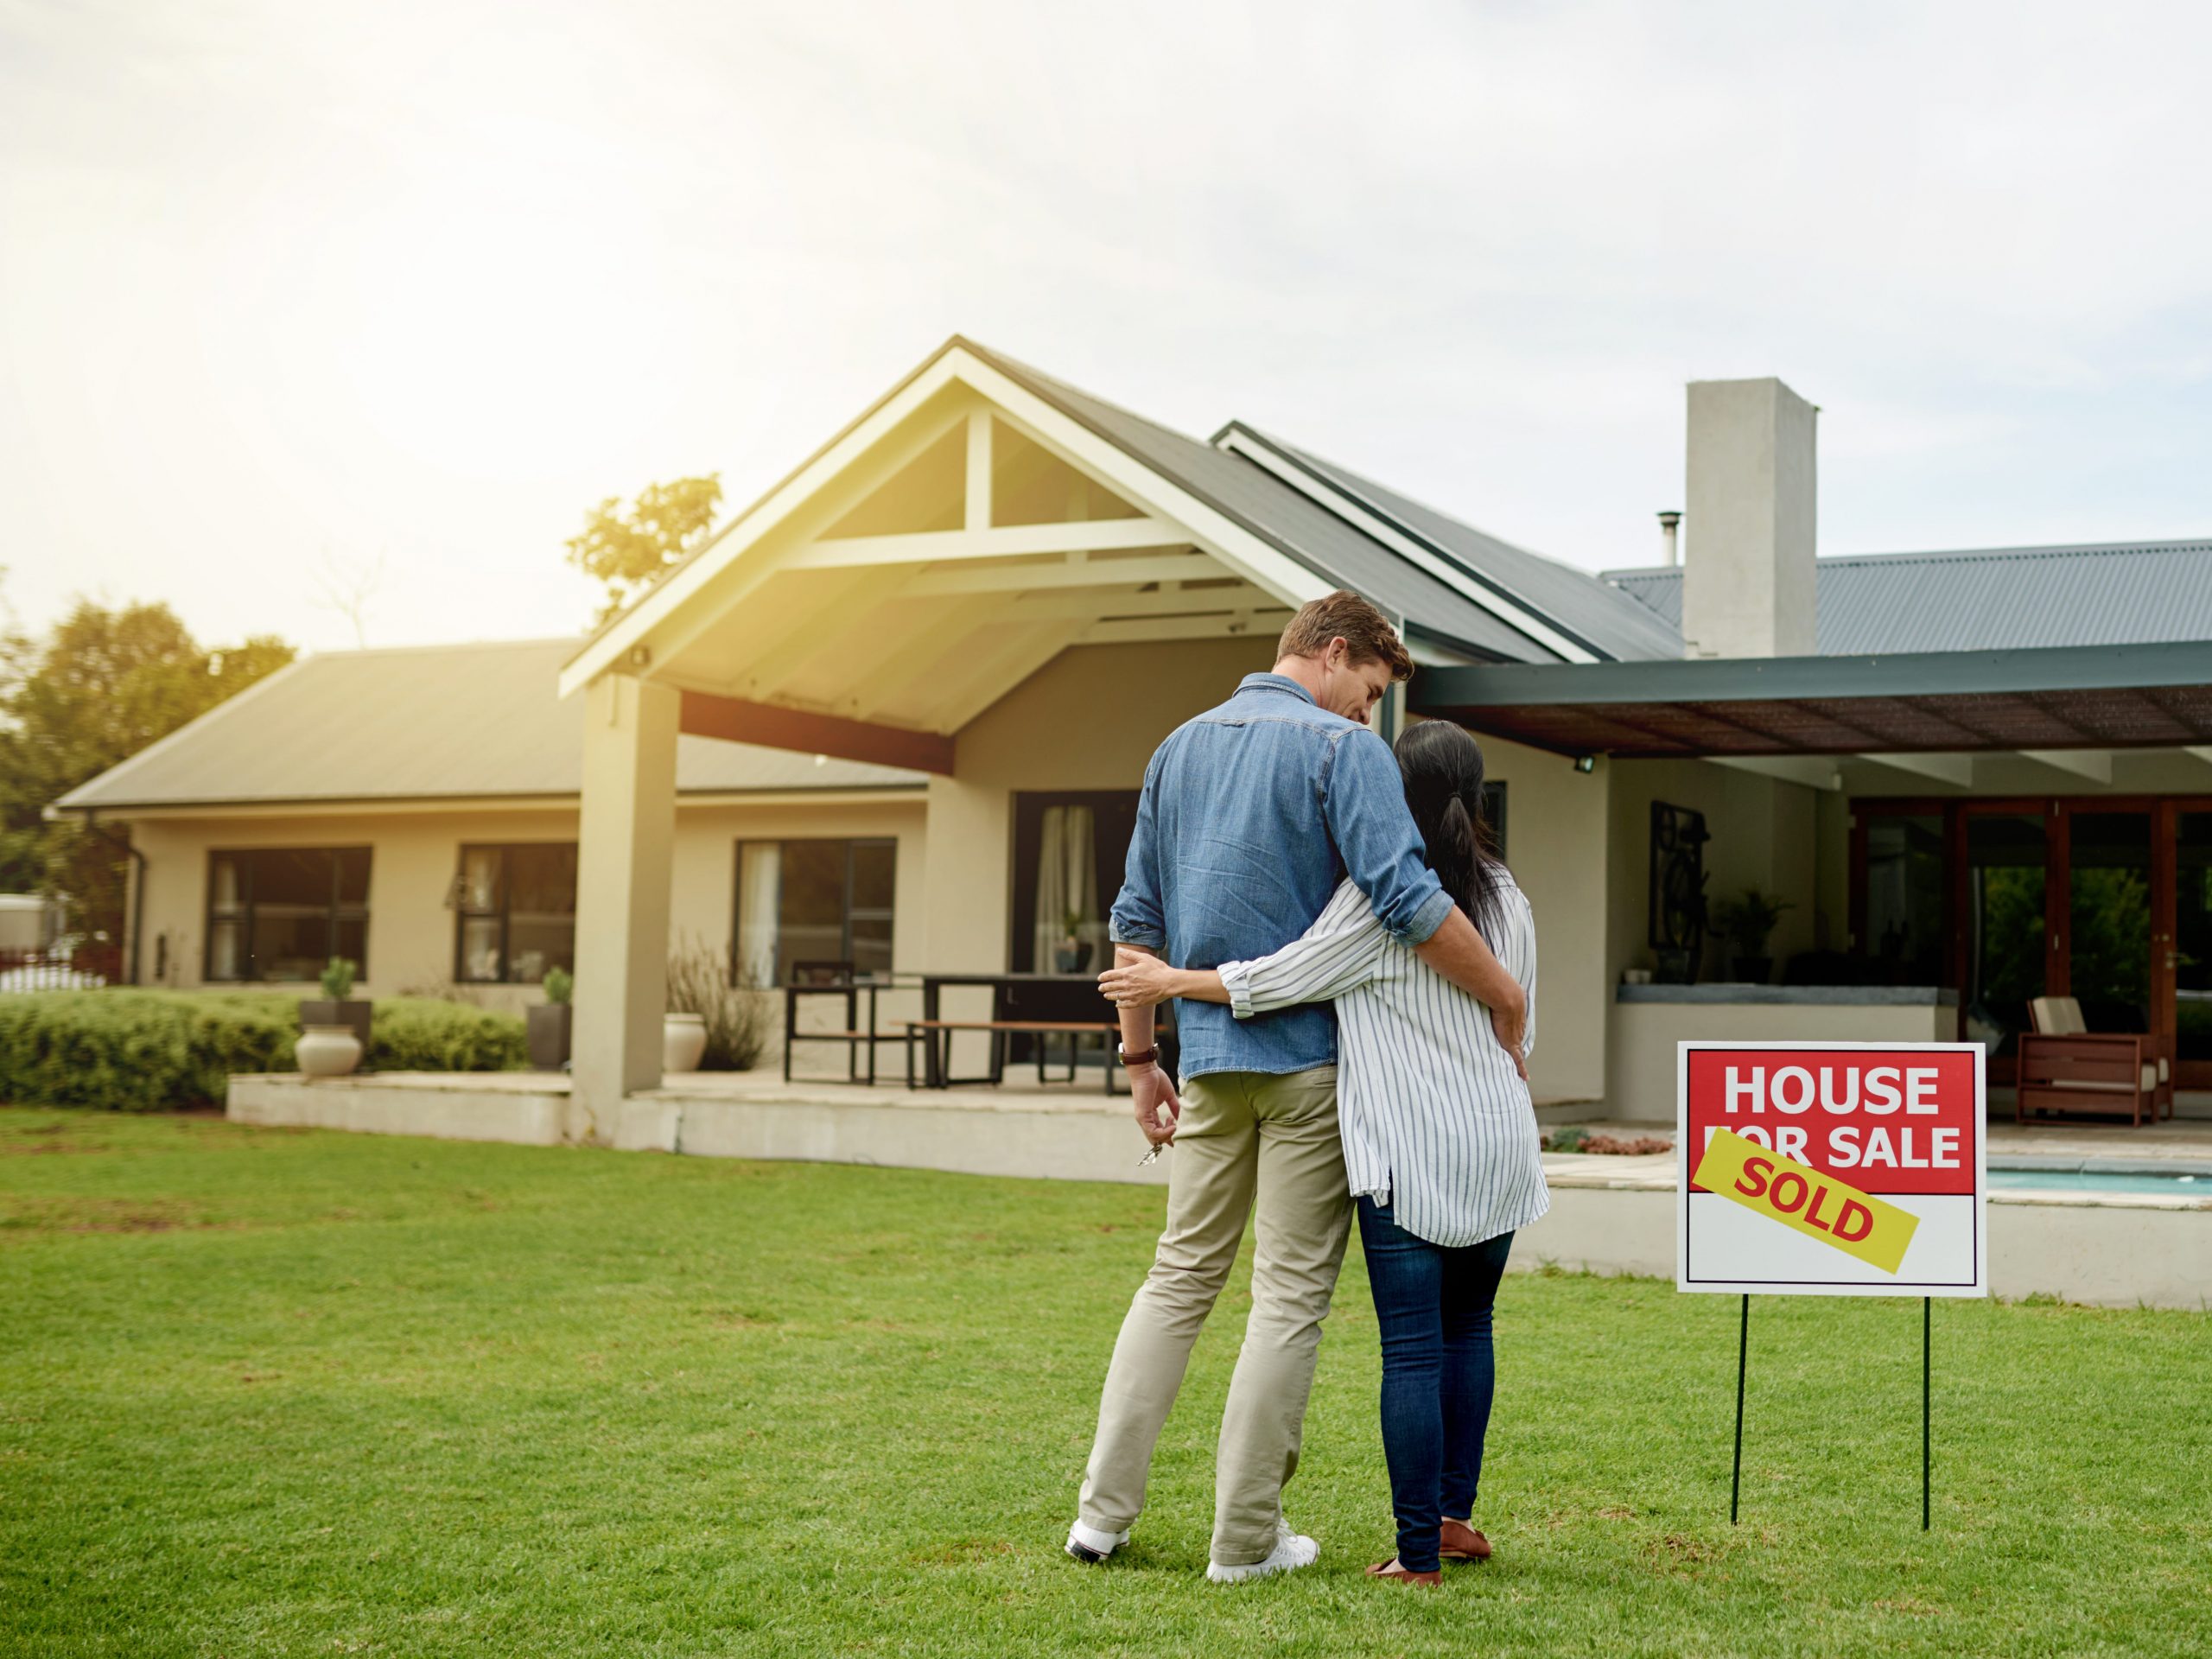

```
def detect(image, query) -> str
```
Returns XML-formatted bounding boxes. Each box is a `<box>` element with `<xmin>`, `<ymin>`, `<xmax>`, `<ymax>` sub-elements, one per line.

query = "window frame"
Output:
<box><xmin>203</xmin><ymin>846</ymin><xmax>372</xmax><ymax>983</ymax></box>
<box><xmin>731</xmin><ymin>837</ymin><xmax>898</xmax><ymax>986</ymax></box>
<box><xmin>451</xmin><ymin>842</ymin><xmax>580</xmax><ymax>985</ymax></box>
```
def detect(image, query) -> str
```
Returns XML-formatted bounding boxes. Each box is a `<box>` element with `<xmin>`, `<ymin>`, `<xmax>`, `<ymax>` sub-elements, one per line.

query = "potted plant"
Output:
<box><xmin>529</xmin><ymin>965</ymin><xmax>574</xmax><ymax>1071</ymax></box>
<box><xmin>297</xmin><ymin>957</ymin><xmax>372</xmax><ymax>1072</ymax></box>
<box><xmin>1054</xmin><ymin>908</ymin><xmax>1088</xmax><ymax>975</ymax></box>
<box><xmin>1710</xmin><ymin>888</ymin><xmax>1793</xmax><ymax>984</ymax></box>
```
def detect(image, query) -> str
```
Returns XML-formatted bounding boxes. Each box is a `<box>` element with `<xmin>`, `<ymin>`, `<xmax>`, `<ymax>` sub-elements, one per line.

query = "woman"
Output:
<box><xmin>1099</xmin><ymin>720</ymin><xmax>1542</xmax><ymax>1588</ymax></box>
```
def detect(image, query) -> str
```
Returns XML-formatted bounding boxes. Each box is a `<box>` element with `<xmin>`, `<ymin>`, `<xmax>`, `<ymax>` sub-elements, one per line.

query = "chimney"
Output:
<box><xmin>1680</xmin><ymin>378</ymin><xmax>1817</xmax><ymax>658</ymax></box>
<box><xmin>1656</xmin><ymin>510</ymin><xmax>1681</xmax><ymax>567</ymax></box>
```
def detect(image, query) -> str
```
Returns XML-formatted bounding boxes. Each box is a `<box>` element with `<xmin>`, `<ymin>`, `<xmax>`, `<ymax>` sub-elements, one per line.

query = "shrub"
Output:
<box><xmin>0</xmin><ymin>990</ymin><xmax>526</xmax><ymax>1112</ymax></box>
<box><xmin>0</xmin><ymin>990</ymin><xmax>296</xmax><ymax>1111</ymax></box>
<box><xmin>367</xmin><ymin>997</ymin><xmax>526</xmax><ymax>1073</ymax></box>
<box><xmin>664</xmin><ymin>935</ymin><xmax>770</xmax><ymax>1071</ymax></box>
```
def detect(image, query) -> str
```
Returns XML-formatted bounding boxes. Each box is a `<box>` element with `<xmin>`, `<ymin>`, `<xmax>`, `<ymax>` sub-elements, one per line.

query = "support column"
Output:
<box><xmin>569</xmin><ymin>672</ymin><xmax>680</xmax><ymax>1144</ymax></box>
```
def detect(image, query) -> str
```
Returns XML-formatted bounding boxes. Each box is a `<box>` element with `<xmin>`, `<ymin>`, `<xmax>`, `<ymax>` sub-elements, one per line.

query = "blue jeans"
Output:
<box><xmin>1356</xmin><ymin>1196</ymin><xmax>1515</xmax><ymax>1573</ymax></box>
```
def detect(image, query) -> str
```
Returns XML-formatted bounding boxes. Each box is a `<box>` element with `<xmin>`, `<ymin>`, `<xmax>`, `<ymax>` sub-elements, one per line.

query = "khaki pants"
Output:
<box><xmin>1077</xmin><ymin>1065</ymin><xmax>1351</xmax><ymax>1567</ymax></box>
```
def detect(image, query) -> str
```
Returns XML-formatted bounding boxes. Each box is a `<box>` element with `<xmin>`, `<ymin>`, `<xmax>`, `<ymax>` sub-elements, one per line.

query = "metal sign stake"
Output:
<box><xmin>1730</xmin><ymin>1293</ymin><xmax>1749</xmax><ymax>1525</ymax></box>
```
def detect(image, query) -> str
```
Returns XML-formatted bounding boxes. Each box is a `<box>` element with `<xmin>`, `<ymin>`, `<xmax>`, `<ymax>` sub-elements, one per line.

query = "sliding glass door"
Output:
<box><xmin>1856</xmin><ymin>796</ymin><xmax>2211</xmax><ymax>1084</ymax></box>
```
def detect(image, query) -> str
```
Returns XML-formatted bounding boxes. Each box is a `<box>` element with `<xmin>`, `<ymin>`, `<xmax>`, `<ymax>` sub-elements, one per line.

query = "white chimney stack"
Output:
<box><xmin>1657</xmin><ymin>510</ymin><xmax>1681</xmax><ymax>568</ymax></box>
<box><xmin>1680</xmin><ymin>378</ymin><xmax>1817</xmax><ymax>658</ymax></box>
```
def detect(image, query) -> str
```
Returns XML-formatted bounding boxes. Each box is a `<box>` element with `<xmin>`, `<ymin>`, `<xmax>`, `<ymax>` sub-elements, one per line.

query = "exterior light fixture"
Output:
<box><xmin>1573</xmin><ymin>754</ymin><xmax>1598</xmax><ymax>774</ymax></box>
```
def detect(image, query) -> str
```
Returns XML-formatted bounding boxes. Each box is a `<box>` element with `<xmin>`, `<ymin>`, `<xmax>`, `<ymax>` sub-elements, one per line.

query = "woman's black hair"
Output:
<box><xmin>1391</xmin><ymin>719</ymin><xmax>1509</xmax><ymax>941</ymax></box>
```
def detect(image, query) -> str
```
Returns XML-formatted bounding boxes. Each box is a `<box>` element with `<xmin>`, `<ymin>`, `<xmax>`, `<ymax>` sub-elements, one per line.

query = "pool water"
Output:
<box><xmin>1989</xmin><ymin>1168</ymin><xmax>2209</xmax><ymax>1197</ymax></box>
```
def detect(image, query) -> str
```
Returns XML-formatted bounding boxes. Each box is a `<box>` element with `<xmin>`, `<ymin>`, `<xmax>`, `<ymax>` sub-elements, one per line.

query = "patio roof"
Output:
<box><xmin>1410</xmin><ymin>640</ymin><xmax>2212</xmax><ymax>759</ymax></box>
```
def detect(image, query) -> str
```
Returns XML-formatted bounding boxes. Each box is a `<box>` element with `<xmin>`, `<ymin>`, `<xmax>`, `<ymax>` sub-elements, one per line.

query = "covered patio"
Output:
<box><xmin>552</xmin><ymin>338</ymin><xmax>1351</xmax><ymax>1140</ymax></box>
<box><xmin>1416</xmin><ymin>641</ymin><xmax>2212</xmax><ymax>1108</ymax></box>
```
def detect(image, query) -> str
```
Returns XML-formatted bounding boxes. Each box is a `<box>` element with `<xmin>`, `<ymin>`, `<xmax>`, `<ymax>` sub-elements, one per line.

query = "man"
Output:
<box><xmin>1065</xmin><ymin>590</ymin><xmax>1528</xmax><ymax>1581</ymax></box>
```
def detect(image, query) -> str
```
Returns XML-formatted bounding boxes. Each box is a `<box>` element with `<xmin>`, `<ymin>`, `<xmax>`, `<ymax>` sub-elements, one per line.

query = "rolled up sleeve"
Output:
<box><xmin>1321</xmin><ymin>728</ymin><xmax>1452</xmax><ymax>944</ymax></box>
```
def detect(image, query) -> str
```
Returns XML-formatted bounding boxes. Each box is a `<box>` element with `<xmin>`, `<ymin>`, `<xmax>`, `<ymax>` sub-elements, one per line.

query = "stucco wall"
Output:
<box><xmin>1466</xmin><ymin>734</ymin><xmax>1611</xmax><ymax>1103</ymax></box>
<box><xmin>123</xmin><ymin>797</ymin><xmax>925</xmax><ymax>1010</ymax></box>
<box><xmin>1605</xmin><ymin>758</ymin><xmax>1834</xmax><ymax>987</ymax></box>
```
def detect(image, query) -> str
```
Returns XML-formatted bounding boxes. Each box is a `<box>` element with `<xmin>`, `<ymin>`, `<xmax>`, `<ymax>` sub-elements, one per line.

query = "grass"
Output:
<box><xmin>1</xmin><ymin>1107</ymin><xmax>2206</xmax><ymax>1658</ymax></box>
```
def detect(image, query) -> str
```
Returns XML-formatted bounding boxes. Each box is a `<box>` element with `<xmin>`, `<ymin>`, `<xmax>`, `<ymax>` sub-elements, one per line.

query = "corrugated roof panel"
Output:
<box><xmin>1602</xmin><ymin>540</ymin><xmax>2212</xmax><ymax>654</ymax></box>
<box><xmin>57</xmin><ymin>638</ymin><xmax>925</xmax><ymax>811</ymax></box>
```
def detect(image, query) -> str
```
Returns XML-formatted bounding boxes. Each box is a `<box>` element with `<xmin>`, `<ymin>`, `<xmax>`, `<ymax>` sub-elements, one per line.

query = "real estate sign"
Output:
<box><xmin>1677</xmin><ymin>1041</ymin><xmax>1987</xmax><ymax>1298</ymax></box>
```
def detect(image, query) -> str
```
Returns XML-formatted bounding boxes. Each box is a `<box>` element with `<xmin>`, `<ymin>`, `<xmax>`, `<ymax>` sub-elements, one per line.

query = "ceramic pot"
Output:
<box><xmin>296</xmin><ymin>1023</ymin><xmax>364</xmax><ymax>1078</ymax></box>
<box><xmin>663</xmin><ymin>1011</ymin><xmax>709</xmax><ymax>1074</ymax></box>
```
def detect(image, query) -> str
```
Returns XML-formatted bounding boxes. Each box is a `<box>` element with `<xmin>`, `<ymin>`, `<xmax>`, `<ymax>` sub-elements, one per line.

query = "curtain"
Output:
<box><xmin>1033</xmin><ymin>805</ymin><xmax>1098</xmax><ymax>972</ymax></box>
<box><xmin>736</xmin><ymin>842</ymin><xmax>784</xmax><ymax>985</ymax></box>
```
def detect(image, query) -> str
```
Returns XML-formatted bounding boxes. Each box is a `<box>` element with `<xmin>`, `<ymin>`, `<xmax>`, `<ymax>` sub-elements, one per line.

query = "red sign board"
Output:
<box><xmin>1677</xmin><ymin>1041</ymin><xmax>1987</xmax><ymax>1298</ymax></box>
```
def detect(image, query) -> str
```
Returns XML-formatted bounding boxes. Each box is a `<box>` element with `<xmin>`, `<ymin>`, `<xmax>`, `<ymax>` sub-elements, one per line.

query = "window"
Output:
<box><xmin>206</xmin><ymin>848</ymin><xmax>371</xmax><ymax>982</ymax></box>
<box><xmin>454</xmin><ymin>844</ymin><xmax>578</xmax><ymax>983</ymax></box>
<box><xmin>1479</xmin><ymin>781</ymin><xmax>1508</xmax><ymax>861</ymax></box>
<box><xmin>734</xmin><ymin>839</ymin><xmax>896</xmax><ymax>984</ymax></box>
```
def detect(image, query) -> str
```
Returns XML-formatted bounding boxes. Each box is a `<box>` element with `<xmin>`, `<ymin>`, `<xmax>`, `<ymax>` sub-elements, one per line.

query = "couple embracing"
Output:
<box><xmin>1064</xmin><ymin>590</ymin><xmax>1546</xmax><ymax>1587</ymax></box>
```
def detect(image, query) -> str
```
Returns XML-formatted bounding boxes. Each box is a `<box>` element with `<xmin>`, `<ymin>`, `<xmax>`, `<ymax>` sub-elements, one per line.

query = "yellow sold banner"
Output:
<box><xmin>1690</xmin><ymin>1128</ymin><xmax>1921</xmax><ymax>1275</ymax></box>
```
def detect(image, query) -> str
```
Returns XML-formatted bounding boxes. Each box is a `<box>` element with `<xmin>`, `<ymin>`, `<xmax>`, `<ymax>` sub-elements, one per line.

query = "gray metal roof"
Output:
<box><xmin>1604</xmin><ymin>539</ymin><xmax>2212</xmax><ymax>654</ymax></box>
<box><xmin>54</xmin><ymin>637</ymin><xmax>926</xmax><ymax>813</ymax></box>
<box><xmin>961</xmin><ymin>340</ymin><xmax>1567</xmax><ymax>664</ymax></box>
<box><xmin>1227</xmin><ymin>429</ymin><xmax>1685</xmax><ymax>663</ymax></box>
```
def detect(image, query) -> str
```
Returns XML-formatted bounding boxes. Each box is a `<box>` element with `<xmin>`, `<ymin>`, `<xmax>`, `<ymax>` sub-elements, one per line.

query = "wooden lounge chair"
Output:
<box><xmin>2016</xmin><ymin>995</ymin><xmax>2173</xmax><ymax>1127</ymax></box>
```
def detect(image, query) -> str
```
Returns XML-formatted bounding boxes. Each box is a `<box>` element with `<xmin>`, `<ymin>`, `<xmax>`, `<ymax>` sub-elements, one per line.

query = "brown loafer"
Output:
<box><xmin>1366</xmin><ymin>1559</ymin><xmax>1442</xmax><ymax>1586</ymax></box>
<box><xmin>1440</xmin><ymin>1519</ymin><xmax>1491</xmax><ymax>1561</ymax></box>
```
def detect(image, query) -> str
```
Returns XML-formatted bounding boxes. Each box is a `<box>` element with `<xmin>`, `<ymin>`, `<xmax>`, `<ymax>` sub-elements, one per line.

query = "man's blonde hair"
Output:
<box><xmin>1275</xmin><ymin>590</ymin><xmax>1414</xmax><ymax>683</ymax></box>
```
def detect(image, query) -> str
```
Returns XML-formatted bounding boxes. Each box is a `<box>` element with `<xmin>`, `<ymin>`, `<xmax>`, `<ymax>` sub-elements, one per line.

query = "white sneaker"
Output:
<box><xmin>1206</xmin><ymin>1518</ymin><xmax>1319</xmax><ymax>1583</ymax></box>
<box><xmin>1065</xmin><ymin>1519</ymin><xmax>1130</xmax><ymax>1563</ymax></box>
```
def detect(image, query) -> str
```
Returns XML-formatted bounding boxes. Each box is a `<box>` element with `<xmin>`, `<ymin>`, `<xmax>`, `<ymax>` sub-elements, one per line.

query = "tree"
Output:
<box><xmin>565</xmin><ymin>476</ymin><xmax>724</xmax><ymax>623</ymax></box>
<box><xmin>0</xmin><ymin>595</ymin><xmax>295</xmax><ymax>947</ymax></box>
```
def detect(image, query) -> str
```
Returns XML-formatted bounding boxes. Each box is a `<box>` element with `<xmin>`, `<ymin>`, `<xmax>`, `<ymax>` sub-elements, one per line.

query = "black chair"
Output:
<box><xmin>782</xmin><ymin>961</ymin><xmax>902</xmax><ymax>1084</ymax></box>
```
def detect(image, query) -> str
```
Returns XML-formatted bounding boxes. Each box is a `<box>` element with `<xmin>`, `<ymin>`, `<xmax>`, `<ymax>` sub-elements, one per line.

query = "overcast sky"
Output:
<box><xmin>5</xmin><ymin>0</ymin><xmax>2211</xmax><ymax>654</ymax></box>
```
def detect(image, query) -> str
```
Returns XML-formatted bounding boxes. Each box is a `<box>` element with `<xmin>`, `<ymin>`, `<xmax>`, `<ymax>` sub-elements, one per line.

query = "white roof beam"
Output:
<box><xmin>2016</xmin><ymin>748</ymin><xmax>2113</xmax><ymax>785</ymax></box>
<box><xmin>1708</xmin><ymin>755</ymin><xmax>1843</xmax><ymax>791</ymax></box>
<box><xmin>1084</xmin><ymin>611</ymin><xmax>1291</xmax><ymax>646</ymax></box>
<box><xmin>1856</xmin><ymin>752</ymin><xmax>1976</xmax><ymax>787</ymax></box>
<box><xmin>905</xmin><ymin>550</ymin><xmax>1211</xmax><ymax>598</ymax></box>
<box><xmin>1006</xmin><ymin>585</ymin><xmax>1276</xmax><ymax>622</ymax></box>
<box><xmin>786</xmin><ymin>518</ymin><xmax>1190</xmax><ymax>570</ymax></box>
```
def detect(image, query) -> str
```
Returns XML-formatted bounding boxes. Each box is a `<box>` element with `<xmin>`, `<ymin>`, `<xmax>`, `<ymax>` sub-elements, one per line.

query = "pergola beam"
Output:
<box><xmin>1857</xmin><ymin>752</ymin><xmax>1976</xmax><ymax>787</ymax></box>
<box><xmin>1708</xmin><ymin>755</ymin><xmax>1844</xmax><ymax>792</ymax></box>
<box><xmin>2016</xmin><ymin>748</ymin><xmax>2114</xmax><ymax>785</ymax></box>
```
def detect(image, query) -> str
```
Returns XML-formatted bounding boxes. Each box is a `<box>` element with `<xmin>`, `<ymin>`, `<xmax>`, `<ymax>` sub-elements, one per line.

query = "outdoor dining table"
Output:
<box><xmin>909</xmin><ymin>971</ymin><xmax>1128</xmax><ymax>1091</ymax></box>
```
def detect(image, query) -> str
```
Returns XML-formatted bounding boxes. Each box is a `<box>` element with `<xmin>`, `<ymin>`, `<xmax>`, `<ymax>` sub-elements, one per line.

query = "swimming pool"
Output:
<box><xmin>1989</xmin><ymin>1168</ymin><xmax>2209</xmax><ymax>1197</ymax></box>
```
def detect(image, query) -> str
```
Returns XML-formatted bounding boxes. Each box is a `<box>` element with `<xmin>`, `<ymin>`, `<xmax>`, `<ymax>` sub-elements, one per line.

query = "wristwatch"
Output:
<box><xmin>1116</xmin><ymin>1042</ymin><xmax>1159</xmax><ymax>1069</ymax></box>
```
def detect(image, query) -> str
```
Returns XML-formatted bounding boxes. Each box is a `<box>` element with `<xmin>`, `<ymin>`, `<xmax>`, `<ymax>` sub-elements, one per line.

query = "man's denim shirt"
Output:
<box><xmin>1109</xmin><ymin>672</ymin><xmax>1455</xmax><ymax>1080</ymax></box>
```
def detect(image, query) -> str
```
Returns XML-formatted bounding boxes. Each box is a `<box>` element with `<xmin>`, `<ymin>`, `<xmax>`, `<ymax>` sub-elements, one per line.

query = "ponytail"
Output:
<box><xmin>1392</xmin><ymin>721</ymin><xmax>1510</xmax><ymax>942</ymax></box>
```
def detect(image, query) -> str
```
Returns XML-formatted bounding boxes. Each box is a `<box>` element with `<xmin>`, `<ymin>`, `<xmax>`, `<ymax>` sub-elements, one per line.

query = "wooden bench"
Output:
<box><xmin>2016</xmin><ymin>995</ymin><xmax>2171</xmax><ymax>1127</ymax></box>
<box><xmin>904</xmin><ymin>1019</ymin><xmax>1123</xmax><ymax>1094</ymax></box>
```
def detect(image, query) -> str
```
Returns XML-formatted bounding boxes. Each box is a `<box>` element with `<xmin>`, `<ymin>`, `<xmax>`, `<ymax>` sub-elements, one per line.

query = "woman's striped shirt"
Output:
<box><xmin>1216</xmin><ymin>874</ymin><xmax>1547</xmax><ymax>1249</ymax></box>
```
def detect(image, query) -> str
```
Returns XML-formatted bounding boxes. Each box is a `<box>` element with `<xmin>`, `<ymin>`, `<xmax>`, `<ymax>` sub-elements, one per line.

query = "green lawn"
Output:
<box><xmin>2</xmin><ymin>1108</ymin><xmax>2205</xmax><ymax>1658</ymax></box>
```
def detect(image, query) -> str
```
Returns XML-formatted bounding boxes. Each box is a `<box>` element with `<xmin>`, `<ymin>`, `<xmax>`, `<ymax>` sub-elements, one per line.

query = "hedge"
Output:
<box><xmin>0</xmin><ymin>991</ymin><xmax>525</xmax><ymax>1112</ymax></box>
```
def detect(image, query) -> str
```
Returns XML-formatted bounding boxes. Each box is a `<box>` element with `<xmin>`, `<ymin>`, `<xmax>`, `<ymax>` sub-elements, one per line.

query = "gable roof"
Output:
<box><xmin>54</xmin><ymin>638</ymin><xmax>925</xmax><ymax>815</ymax></box>
<box><xmin>956</xmin><ymin>340</ymin><xmax>1573</xmax><ymax>663</ymax></box>
<box><xmin>1604</xmin><ymin>539</ymin><xmax>2212</xmax><ymax>655</ymax></box>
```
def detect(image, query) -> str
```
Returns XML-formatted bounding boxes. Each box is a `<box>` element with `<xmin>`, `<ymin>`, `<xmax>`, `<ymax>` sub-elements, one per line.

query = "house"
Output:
<box><xmin>53</xmin><ymin>339</ymin><xmax>2212</xmax><ymax>1129</ymax></box>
